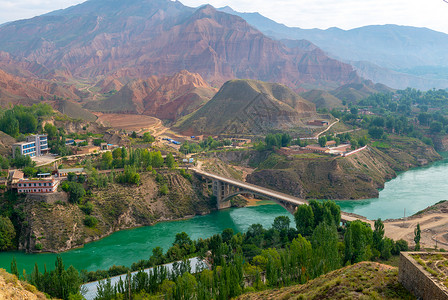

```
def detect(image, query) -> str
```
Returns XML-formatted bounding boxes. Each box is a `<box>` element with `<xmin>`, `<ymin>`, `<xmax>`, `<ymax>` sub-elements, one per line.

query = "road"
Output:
<box><xmin>192</xmin><ymin>167</ymin><xmax>364</xmax><ymax>223</ymax></box>
<box><xmin>315</xmin><ymin>118</ymin><xmax>340</xmax><ymax>139</ymax></box>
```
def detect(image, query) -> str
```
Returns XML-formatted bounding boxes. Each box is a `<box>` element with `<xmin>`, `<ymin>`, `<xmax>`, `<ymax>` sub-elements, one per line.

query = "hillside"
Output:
<box><xmin>331</xmin><ymin>80</ymin><xmax>394</xmax><ymax>104</ymax></box>
<box><xmin>238</xmin><ymin>262</ymin><xmax>413</xmax><ymax>299</ymax></box>
<box><xmin>19</xmin><ymin>171</ymin><xmax>212</xmax><ymax>252</ymax></box>
<box><xmin>0</xmin><ymin>0</ymin><xmax>360</xmax><ymax>91</ymax></box>
<box><xmin>0</xmin><ymin>269</ymin><xmax>47</xmax><ymax>299</ymax></box>
<box><xmin>54</xmin><ymin>99</ymin><xmax>97</xmax><ymax>122</ymax></box>
<box><xmin>207</xmin><ymin>136</ymin><xmax>440</xmax><ymax>200</ymax></box>
<box><xmin>301</xmin><ymin>90</ymin><xmax>342</xmax><ymax>109</ymax></box>
<box><xmin>0</xmin><ymin>69</ymin><xmax>82</xmax><ymax>106</ymax></box>
<box><xmin>220</xmin><ymin>6</ymin><xmax>448</xmax><ymax>90</ymax></box>
<box><xmin>174</xmin><ymin>79</ymin><xmax>316</xmax><ymax>135</ymax></box>
<box><xmin>85</xmin><ymin>70</ymin><xmax>217</xmax><ymax>120</ymax></box>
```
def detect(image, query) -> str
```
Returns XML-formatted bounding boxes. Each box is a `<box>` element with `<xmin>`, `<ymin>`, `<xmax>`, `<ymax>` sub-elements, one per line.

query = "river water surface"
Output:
<box><xmin>1</xmin><ymin>154</ymin><xmax>447</xmax><ymax>273</ymax></box>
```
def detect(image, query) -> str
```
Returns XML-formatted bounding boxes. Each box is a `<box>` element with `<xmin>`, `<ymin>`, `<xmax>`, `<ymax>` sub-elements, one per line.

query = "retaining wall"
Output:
<box><xmin>399</xmin><ymin>252</ymin><xmax>448</xmax><ymax>300</ymax></box>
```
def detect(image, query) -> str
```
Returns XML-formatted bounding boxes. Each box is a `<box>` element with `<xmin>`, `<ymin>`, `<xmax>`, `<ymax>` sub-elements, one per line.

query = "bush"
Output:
<box><xmin>83</xmin><ymin>216</ymin><xmax>98</xmax><ymax>228</ymax></box>
<box><xmin>79</xmin><ymin>202</ymin><xmax>94</xmax><ymax>215</ymax></box>
<box><xmin>35</xmin><ymin>243</ymin><xmax>43</xmax><ymax>251</ymax></box>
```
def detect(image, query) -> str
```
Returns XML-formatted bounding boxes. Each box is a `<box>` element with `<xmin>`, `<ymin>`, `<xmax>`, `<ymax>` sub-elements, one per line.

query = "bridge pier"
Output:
<box><xmin>213</xmin><ymin>180</ymin><xmax>232</xmax><ymax>209</ymax></box>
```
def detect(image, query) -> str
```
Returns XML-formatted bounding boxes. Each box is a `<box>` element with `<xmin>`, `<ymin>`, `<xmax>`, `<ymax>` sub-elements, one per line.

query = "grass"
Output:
<box><xmin>238</xmin><ymin>262</ymin><xmax>414</xmax><ymax>300</ymax></box>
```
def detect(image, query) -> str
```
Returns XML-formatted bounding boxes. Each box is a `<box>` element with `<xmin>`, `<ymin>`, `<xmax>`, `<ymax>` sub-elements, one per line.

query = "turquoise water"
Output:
<box><xmin>2</xmin><ymin>153</ymin><xmax>448</xmax><ymax>274</ymax></box>
<box><xmin>0</xmin><ymin>205</ymin><xmax>292</xmax><ymax>273</ymax></box>
<box><xmin>337</xmin><ymin>153</ymin><xmax>448</xmax><ymax>220</ymax></box>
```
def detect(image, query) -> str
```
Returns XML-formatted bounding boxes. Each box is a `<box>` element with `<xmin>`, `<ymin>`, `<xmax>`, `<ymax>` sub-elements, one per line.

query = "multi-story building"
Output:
<box><xmin>12</xmin><ymin>134</ymin><xmax>49</xmax><ymax>158</ymax></box>
<box><xmin>17</xmin><ymin>177</ymin><xmax>60</xmax><ymax>194</ymax></box>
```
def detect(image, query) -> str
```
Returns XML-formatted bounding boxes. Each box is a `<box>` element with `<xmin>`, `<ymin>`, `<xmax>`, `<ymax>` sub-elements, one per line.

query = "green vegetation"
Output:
<box><xmin>13</xmin><ymin>199</ymin><xmax>412</xmax><ymax>300</ymax></box>
<box><xmin>180</xmin><ymin>137</ymin><xmax>232</xmax><ymax>154</ymax></box>
<box><xmin>0</xmin><ymin>104</ymin><xmax>53</xmax><ymax>137</ymax></box>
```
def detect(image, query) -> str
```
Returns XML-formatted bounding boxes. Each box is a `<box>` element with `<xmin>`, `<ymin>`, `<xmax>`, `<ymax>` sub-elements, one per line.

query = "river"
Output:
<box><xmin>1</xmin><ymin>154</ymin><xmax>447</xmax><ymax>274</ymax></box>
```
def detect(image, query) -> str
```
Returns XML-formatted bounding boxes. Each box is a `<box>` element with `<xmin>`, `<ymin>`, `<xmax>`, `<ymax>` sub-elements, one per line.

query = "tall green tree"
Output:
<box><xmin>414</xmin><ymin>223</ymin><xmax>421</xmax><ymax>251</ymax></box>
<box><xmin>294</xmin><ymin>205</ymin><xmax>314</xmax><ymax>236</ymax></box>
<box><xmin>0</xmin><ymin>216</ymin><xmax>16</xmax><ymax>251</ymax></box>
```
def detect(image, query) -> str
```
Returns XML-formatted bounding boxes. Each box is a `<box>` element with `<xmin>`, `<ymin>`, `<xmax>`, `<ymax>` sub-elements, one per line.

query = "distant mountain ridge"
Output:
<box><xmin>219</xmin><ymin>6</ymin><xmax>448</xmax><ymax>90</ymax></box>
<box><xmin>0</xmin><ymin>0</ymin><xmax>361</xmax><ymax>94</ymax></box>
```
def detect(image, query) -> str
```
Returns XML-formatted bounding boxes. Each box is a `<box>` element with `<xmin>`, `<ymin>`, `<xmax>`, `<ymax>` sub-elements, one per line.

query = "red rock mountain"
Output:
<box><xmin>0</xmin><ymin>0</ymin><xmax>361</xmax><ymax>93</ymax></box>
<box><xmin>0</xmin><ymin>69</ymin><xmax>82</xmax><ymax>106</ymax></box>
<box><xmin>85</xmin><ymin>70</ymin><xmax>217</xmax><ymax>120</ymax></box>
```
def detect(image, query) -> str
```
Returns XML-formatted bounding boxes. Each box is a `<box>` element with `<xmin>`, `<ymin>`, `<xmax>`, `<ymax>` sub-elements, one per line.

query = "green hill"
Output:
<box><xmin>174</xmin><ymin>79</ymin><xmax>316</xmax><ymax>135</ymax></box>
<box><xmin>238</xmin><ymin>262</ymin><xmax>414</xmax><ymax>300</ymax></box>
<box><xmin>301</xmin><ymin>89</ymin><xmax>343</xmax><ymax>109</ymax></box>
<box><xmin>55</xmin><ymin>100</ymin><xmax>97</xmax><ymax>122</ymax></box>
<box><xmin>331</xmin><ymin>81</ymin><xmax>393</xmax><ymax>104</ymax></box>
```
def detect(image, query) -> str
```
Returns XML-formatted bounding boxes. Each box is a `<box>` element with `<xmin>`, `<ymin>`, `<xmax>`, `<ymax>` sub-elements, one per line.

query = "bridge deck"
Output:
<box><xmin>193</xmin><ymin>168</ymin><xmax>365</xmax><ymax>223</ymax></box>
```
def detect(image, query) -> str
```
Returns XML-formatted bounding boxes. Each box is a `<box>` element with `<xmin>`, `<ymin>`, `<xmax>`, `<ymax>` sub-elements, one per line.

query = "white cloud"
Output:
<box><xmin>0</xmin><ymin>0</ymin><xmax>447</xmax><ymax>34</ymax></box>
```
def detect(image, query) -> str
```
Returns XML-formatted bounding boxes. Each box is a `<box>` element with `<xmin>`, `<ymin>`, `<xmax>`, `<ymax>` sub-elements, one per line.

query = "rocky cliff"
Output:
<box><xmin>213</xmin><ymin>136</ymin><xmax>440</xmax><ymax>200</ymax></box>
<box><xmin>19</xmin><ymin>171</ymin><xmax>211</xmax><ymax>253</ymax></box>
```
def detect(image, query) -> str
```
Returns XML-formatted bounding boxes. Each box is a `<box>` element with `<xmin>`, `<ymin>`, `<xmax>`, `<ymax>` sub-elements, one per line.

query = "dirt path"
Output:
<box><xmin>315</xmin><ymin>118</ymin><xmax>339</xmax><ymax>138</ymax></box>
<box><xmin>384</xmin><ymin>213</ymin><xmax>448</xmax><ymax>249</ymax></box>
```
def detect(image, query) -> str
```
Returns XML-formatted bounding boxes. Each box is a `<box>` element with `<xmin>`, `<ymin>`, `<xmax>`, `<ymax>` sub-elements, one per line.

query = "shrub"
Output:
<box><xmin>84</xmin><ymin>216</ymin><xmax>98</xmax><ymax>228</ymax></box>
<box><xmin>35</xmin><ymin>243</ymin><xmax>43</xmax><ymax>251</ymax></box>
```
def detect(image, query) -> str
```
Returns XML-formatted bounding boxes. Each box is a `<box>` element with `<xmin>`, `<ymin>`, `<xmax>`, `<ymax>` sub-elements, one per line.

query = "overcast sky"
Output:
<box><xmin>1</xmin><ymin>0</ymin><xmax>447</xmax><ymax>34</ymax></box>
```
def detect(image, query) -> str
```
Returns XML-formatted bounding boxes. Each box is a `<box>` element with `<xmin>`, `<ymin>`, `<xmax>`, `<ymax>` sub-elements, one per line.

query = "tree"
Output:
<box><xmin>62</xmin><ymin>182</ymin><xmax>86</xmax><ymax>204</ymax></box>
<box><xmin>152</xmin><ymin>151</ymin><xmax>164</xmax><ymax>168</ymax></box>
<box><xmin>143</xmin><ymin>132</ymin><xmax>155</xmax><ymax>143</ymax></box>
<box><xmin>272</xmin><ymin>216</ymin><xmax>290</xmax><ymax>233</ymax></box>
<box><xmin>101</xmin><ymin>152</ymin><xmax>113</xmax><ymax>169</ymax></box>
<box><xmin>430</xmin><ymin>121</ymin><xmax>443</xmax><ymax>133</ymax></box>
<box><xmin>0</xmin><ymin>216</ymin><xmax>16</xmax><ymax>251</ymax></box>
<box><xmin>165</xmin><ymin>153</ymin><xmax>176</xmax><ymax>169</ymax></box>
<box><xmin>414</xmin><ymin>223</ymin><xmax>421</xmax><ymax>251</ymax></box>
<box><xmin>112</xmin><ymin>147</ymin><xmax>122</xmax><ymax>160</ymax></box>
<box><xmin>312</xmin><ymin>223</ymin><xmax>340</xmax><ymax>277</ymax></box>
<box><xmin>373</xmin><ymin>218</ymin><xmax>385</xmax><ymax>253</ymax></box>
<box><xmin>294</xmin><ymin>205</ymin><xmax>314</xmax><ymax>236</ymax></box>
<box><xmin>344</xmin><ymin>220</ymin><xmax>373</xmax><ymax>264</ymax></box>
<box><xmin>318</xmin><ymin>136</ymin><xmax>327</xmax><ymax>147</ymax></box>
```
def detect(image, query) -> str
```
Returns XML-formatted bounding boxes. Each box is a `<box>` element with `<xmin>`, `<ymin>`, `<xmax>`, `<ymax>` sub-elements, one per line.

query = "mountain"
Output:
<box><xmin>0</xmin><ymin>0</ymin><xmax>361</xmax><ymax>92</ymax></box>
<box><xmin>0</xmin><ymin>69</ymin><xmax>82</xmax><ymax>106</ymax></box>
<box><xmin>330</xmin><ymin>81</ymin><xmax>394</xmax><ymax>104</ymax></box>
<box><xmin>174</xmin><ymin>79</ymin><xmax>316</xmax><ymax>135</ymax></box>
<box><xmin>85</xmin><ymin>70</ymin><xmax>217</xmax><ymax>120</ymax></box>
<box><xmin>300</xmin><ymin>90</ymin><xmax>342</xmax><ymax>109</ymax></box>
<box><xmin>219</xmin><ymin>6</ymin><xmax>448</xmax><ymax>90</ymax></box>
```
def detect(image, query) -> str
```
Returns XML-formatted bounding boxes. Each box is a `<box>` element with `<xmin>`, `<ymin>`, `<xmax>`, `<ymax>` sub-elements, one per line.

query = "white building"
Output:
<box><xmin>17</xmin><ymin>177</ymin><xmax>60</xmax><ymax>194</ymax></box>
<box><xmin>12</xmin><ymin>134</ymin><xmax>49</xmax><ymax>158</ymax></box>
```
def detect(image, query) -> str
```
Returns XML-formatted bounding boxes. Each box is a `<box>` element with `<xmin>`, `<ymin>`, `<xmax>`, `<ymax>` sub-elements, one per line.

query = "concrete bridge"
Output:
<box><xmin>193</xmin><ymin>169</ymin><xmax>362</xmax><ymax>223</ymax></box>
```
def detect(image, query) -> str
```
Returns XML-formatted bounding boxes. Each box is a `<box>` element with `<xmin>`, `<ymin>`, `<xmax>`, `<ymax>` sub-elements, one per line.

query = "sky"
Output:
<box><xmin>0</xmin><ymin>0</ymin><xmax>447</xmax><ymax>34</ymax></box>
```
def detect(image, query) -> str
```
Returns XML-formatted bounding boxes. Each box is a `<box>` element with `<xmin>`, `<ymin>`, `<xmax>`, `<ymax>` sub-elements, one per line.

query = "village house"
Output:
<box><xmin>305</xmin><ymin>145</ymin><xmax>331</xmax><ymax>153</ymax></box>
<box><xmin>17</xmin><ymin>177</ymin><xmax>60</xmax><ymax>194</ymax></box>
<box><xmin>56</xmin><ymin>168</ymin><xmax>85</xmax><ymax>178</ymax></box>
<box><xmin>307</xmin><ymin>120</ymin><xmax>329</xmax><ymax>127</ymax></box>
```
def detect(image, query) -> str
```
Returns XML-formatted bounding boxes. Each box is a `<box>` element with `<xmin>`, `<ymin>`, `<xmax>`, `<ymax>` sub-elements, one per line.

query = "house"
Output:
<box><xmin>326</xmin><ymin>140</ymin><xmax>337</xmax><ymax>147</ymax></box>
<box><xmin>73</xmin><ymin>146</ymin><xmax>100</xmax><ymax>155</ymax></box>
<box><xmin>307</xmin><ymin>120</ymin><xmax>329</xmax><ymax>127</ymax></box>
<box><xmin>9</xmin><ymin>170</ymin><xmax>24</xmax><ymax>189</ymax></box>
<box><xmin>65</xmin><ymin>139</ymin><xmax>75</xmax><ymax>145</ymax></box>
<box><xmin>12</xmin><ymin>134</ymin><xmax>49</xmax><ymax>158</ymax></box>
<box><xmin>231</xmin><ymin>138</ymin><xmax>252</xmax><ymax>147</ymax></box>
<box><xmin>17</xmin><ymin>178</ymin><xmax>60</xmax><ymax>194</ymax></box>
<box><xmin>305</xmin><ymin>145</ymin><xmax>331</xmax><ymax>154</ymax></box>
<box><xmin>56</xmin><ymin>168</ymin><xmax>85</xmax><ymax>177</ymax></box>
